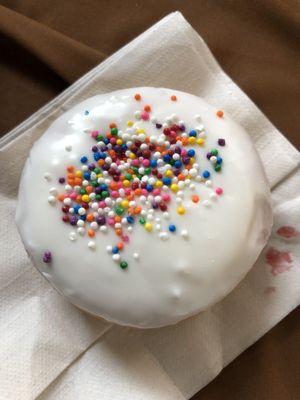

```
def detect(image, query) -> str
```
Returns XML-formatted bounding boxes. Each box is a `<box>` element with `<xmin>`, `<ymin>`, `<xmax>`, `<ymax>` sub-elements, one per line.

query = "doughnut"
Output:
<box><xmin>16</xmin><ymin>87</ymin><xmax>272</xmax><ymax>328</ymax></box>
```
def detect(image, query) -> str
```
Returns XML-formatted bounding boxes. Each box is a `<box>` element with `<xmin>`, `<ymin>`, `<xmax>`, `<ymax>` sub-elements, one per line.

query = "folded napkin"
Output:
<box><xmin>0</xmin><ymin>12</ymin><xmax>299</xmax><ymax>400</ymax></box>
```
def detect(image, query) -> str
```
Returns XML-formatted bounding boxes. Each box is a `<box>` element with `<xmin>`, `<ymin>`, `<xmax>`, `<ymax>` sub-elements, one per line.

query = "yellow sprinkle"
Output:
<box><xmin>75</xmin><ymin>170</ymin><xmax>82</xmax><ymax>177</ymax></box>
<box><xmin>197</xmin><ymin>138</ymin><xmax>205</xmax><ymax>145</ymax></box>
<box><xmin>127</xmin><ymin>120</ymin><xmax>133</xmax><ymax>127</ymax></box>
<box><xmin>82</xmin><ymin>194</ymin><xmax>90</xmax><ymax>202</ymax></box>
<box><xmin>123</xmin><ymin>180</ymin><xmax>130</xmax><ymax>188</ymax></box>
<box><xmin>186</xmin><ymin>175</ymin><xmax>191</xmax><ymax>179</ymax></box>
<box><xmin>137</xmin><ymin>128</ymin><xmax>145</xmax><ymax>134</ymax></box>
<box><xmin>170</xmin><ymin>183</ymin><xmax>179</xmax><ymax>193</ymax></box>
<box><xmin>165</xmin><ymin>169</ymin><xmax>173</xmax><ymax>177</ymax></box>
<box><xmin>177</xmin><ymin>206</ymin><xmax>186</xmax><ymax>215</ymax></box>
<box><xmin>129</xmin><ymin>153</ymin><xmax>136</xmax><ymax>159</ymax></box>
<box><xmin>116</xmin><ymin>139</ymin><xmax>123</xmax><ymax>145</ymax></box>
<box><xmin>190</xmin><ymin>157</ymin><xmax>195</xmax><ymax>164</ymax></box>
<box><xmin>97</xmin><ymin>173</ymin><xmax>103</xmax><ymax>178</ymax></box>
<box><xmin>155</xmin><ymin>180</ymin><xmax>163</xmax><ymax>188</ymax></box>
<box><xmin>188</xmin><ymin>137</ymin><xmax>196</xmax><ymax>144</ymax></box>
<box><xmin>121</xmin><ymin>200</ymin><xmax>129</xmax><ymax>208</ymax></box>
<box><xmin>145</xmin><ymin>222</ymin><xmax>153</xmax><ymax>232</ymax></box>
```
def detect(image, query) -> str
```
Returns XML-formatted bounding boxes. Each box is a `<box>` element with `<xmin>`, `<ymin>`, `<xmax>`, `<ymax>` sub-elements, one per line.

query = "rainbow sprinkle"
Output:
<box><xmin>46</xmin><ymin>93</ymin><xmax>226</xmax><ymax>269</ymax></box>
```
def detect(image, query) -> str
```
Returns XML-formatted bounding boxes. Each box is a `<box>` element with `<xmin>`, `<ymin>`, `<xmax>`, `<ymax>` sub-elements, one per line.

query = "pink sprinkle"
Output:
<box><xmin>131</xmin><ymin>159</ymin><xmax>139</xmax><ymax>167</ymax></box>
<box><xmin>108</xmin><ymin>218</ymin><xmax>115</xmax><ymax>226</ymax></box>
<box><xmin>153</xmin><ymin>188</ymin><xmax>161</xmax><ymax>196</ymax></box>
<box><xmin>141</xmin><ymin>111</ymin><xmax>149</xmax><ymax>121</ymax></box>
<box><xmin>162</xmin><ymin>194</ymin><xmax>171</xmax><ymax>202</ymax></box>
<box><xmin>124</xmin><ymin>188</ymin><xmax>131</xmax><ymax>196</ymax></box>
<box><xmin>70</xmin><ymin>192</ymin><xmax>77</xmax><ymax>200</ymax></box>
<box><xmin>181</xmin><ymin>149</ymin><xmax>187</xmax><ymax>156</ymax></box>
<box><xmin>111</xmin><ymin>191</ymin><xmax>119</xmax><ymax>198</ymax></box>
<box><xmin>122</xmin><ymin>235</ymin><xmax>129</xmax><ymax>243</ymax></box>
<box><xmin>117</xmin><ymin>182</ymin><xmax>123</xmax><ymax>188</ymax></box>
<box><xmin>99</xmin><ymin>201</ymin><xmax>106</xmax><ymax>208</ymax></box>
<box><xmin>142</xmin><ymin>159</ymin><xmax>150</xmax><ymax>167</ymax></box>
<box><xmin>215</xmin><ymin>187</ymin><xmax>223</xmax><ymax>195</ymax></box>
<box><xmin>91</xmin><ymin>131</ymin><xmax>98</xmax><ymax>138</ymax></box>
<box><xmin>141</xmin><ymin>189</ymin><xmax>148</xmax><ymax>196</ymax></box>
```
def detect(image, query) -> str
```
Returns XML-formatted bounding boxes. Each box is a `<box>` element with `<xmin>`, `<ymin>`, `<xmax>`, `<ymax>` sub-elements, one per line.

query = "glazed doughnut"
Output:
<box><xmin>16</xmin><ymin>87</ymin><xmax>272</xmax><ymax>328</ymax></box>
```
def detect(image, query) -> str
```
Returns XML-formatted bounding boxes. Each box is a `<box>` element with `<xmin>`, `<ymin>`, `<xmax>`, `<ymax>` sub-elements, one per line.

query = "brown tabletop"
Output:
<box><xmin>1</xmin><ymin>1</ymin><xmax>299</xmax><ymax>399</ymax></box>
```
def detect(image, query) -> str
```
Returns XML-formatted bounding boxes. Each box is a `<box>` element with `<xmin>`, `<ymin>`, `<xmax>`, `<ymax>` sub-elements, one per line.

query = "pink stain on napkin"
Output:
<box><xmin>265</xmin><ymin>247</ymin><xmax>293</xmax><ymax>276</ymax></box>
<box><xmin>277</xmin><ymin>225</ymin><xmax>299</xmax><ymax>239</ymax></box>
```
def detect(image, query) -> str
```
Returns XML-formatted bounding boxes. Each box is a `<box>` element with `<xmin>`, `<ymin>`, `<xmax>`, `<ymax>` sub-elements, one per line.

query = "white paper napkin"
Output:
<box><xmin>0</xmin><ymin>12</ymin><xmax>299</xmax><ymax>400</ymax></box>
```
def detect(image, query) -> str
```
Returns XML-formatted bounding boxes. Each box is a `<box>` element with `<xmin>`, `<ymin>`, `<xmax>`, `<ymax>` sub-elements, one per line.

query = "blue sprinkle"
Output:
<box><xmin>217</xmin><ymin>157</ymin><xmax>223</xmax><ymax>165</ymax></box>
<box><xmin>187</xmin><ymin>149</ymin><xmax>195</xmax><ymax>157</ymax></box>
<box><xmin>189</xmin><ymin>130</ymin><xmax>197</xmax><ymax>137</ymax></box>
<box><xmin>73</xmin><ymin>205</ymin><xmax>80</xmax><ymax>214</ymax></box>
<box><xmin>84</xmin><ymin>172</ymin><xmax>91</xmax><ymax>180</ymax></box>
<box><xmin>100</xmin><ymin>184</ymin><xmax>108</xmax><ymax>190</ymax></box>
<box><xmin>80</xmin><ymin>215</ymin><xmax>86</xmax><ymax>221</ymax></box>
<box><xmin>146</xmin><ymin>184</ymin><xmax>153</xmax><ymax>192</ymax></box>
<box><xmin>104</xmin><ymin>138</ymin><xmax>109</xmax><ymax>144</ymax></box>
<box><xmin>202</xmin><ymin>170</ymin><xmax>210</xmax><ymax>179</ymax></box>
<box><xmin>84</xmin><ymin>110</ymin><xmax>89</xmax><ymax>115</ymax></box>
<box><xmin>94</xmin><ymin>153</ymin><xmax>101</xmax><ymax>161</ymax></box>
<box><xmin>150</xmin><ymin>159</ymin><xmax>157</xmax><ymax>168</ymax></box>
<box><xmin>80</xmin><ymin>156</ymin><xmax>88</xmax><ymax>163</ymax></box>
<box><xmin>162</xmin><ymin>177</ymin><xmax>172</xmax><ymax>186</ymax></box>
<box><xmin>174</xmin><ymin>160</ymin><xmax>182</xmax><ymax>168</ymax></box>
<box><xmin>163</xmin><ymin>154</ymin><xmax>171</xmax><ymax>163</ymax></box>
<box><xmin>121</xmin><ymin>144</ymin><xmax>127</xmax><ymax>151</ymax></box>
<box><xmin>169</xmin><ymin>224</ymin><xmax>176</xmax><ymax>232</ymax></box>
<box><xmin>112</xmin><ymin>246</ymin><xmax>119</xmax><ymax>254</ymax></box>
<box><xmin>127</xmin><ymin>216</ymin><xmax>134</xmax><ymax>224</ymax></box>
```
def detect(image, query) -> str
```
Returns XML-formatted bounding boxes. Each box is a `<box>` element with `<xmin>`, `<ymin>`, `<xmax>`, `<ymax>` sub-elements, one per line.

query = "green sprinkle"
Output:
<box><xmin>95</xmin><ymin>194</ymin><xmax>102</xmax><ymax>201</ymax></box>
<box><xmin>116</xmin><ymin>206</ymin><xmax>125</xmax><ymax>215</ymax></box>
<box><xmin>210</xmin><ymin>148</ymin><xmax>218</xmax><ymax>156</ymax></box>
<box><xmin>96</xmin><ymin>135</ymin><xmax>104</xmax><ymax>141</ymax></box>
<box><xmin>144</xmin><ymin>167</ymin><xmax>151</xmax><ymax>175</ymax></box>
<box><xmin>214</xmin><ymin>164</ymin><xmax>222</xmax><ymax>172</ymax></box>
<box><xmin>111</xmin><ymin>127</ymin><xmax>118</xmax><ymax>136</ymax></box>
<box><xmin>125</xmin><ymin>173</ymin><xmax>132</xmax><ymax>180</ymax></box>
<box><xmin>94</xmin><ymin>167</ymin><xmax>101</xmax><ymax>174</ymax></box>
<box><xmin>80</xmin><ymin>189</ymin><xmax>86</xmax><ymax>195</ymax></box>
<box><xmin>120</xmin><ymin>261</ymin><xmax>128</xmax><ymax>269</ymax></box>
<box><xmin>101</xmin><ymin>191</ymin><xmax>109</xmax><ymax>199</ymax></box>
<box><xmin>139</xmin><ymin>217</ymin><xmax>146</xmax><ymax>225</ymax></box>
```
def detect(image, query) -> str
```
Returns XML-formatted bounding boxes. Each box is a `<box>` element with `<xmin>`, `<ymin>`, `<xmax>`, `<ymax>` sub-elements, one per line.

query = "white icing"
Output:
<box><xmin>16</xmin><ymin>87</ymin><xmax>272</xmax><ymax>328</ymax></box>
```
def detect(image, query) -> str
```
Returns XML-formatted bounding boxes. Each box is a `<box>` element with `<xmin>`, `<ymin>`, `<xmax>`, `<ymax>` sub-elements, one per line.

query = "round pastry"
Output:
<box><xmin>16</xmin><ymin>87</ymin><xmax>272</xmax><ymax>328</ymax></box>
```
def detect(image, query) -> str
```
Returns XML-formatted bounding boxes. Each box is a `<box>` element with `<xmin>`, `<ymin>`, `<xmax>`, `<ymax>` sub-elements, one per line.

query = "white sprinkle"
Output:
<box><xmin>69</xmin><ymin>208</ymin><xmax>74</xmax><ymax>214</ymax></box>
<box><xmin>114</xmin><ymin>223</ymin><xmax>122</xmax><ymax>229</ymax></box>
<box><xmin>77</xmin><ymin>219</ymin><xmax>85</xmax><ymax>227</ymax></box>
<box><xmin>44</xmin><ymin>172</ymin><xmax>51</xmax><ymax>181</ymax></box>
<box><xmin>203</xmin><ymin>200</ymin><xmax>211</xmax><ymax>207</ymax></box>
<box><xmin>64</xmin><ymin>197</ymin><xmax>72</xmax><ymax>206</ymax></box>
<box><xmin>88</xmin><ymin>241</ymin><xmax>96</xmax><ymax>249</ymax></box>
<box><xmin>100</xmin><ymin>226</ymin><xmax>108</xmax><ymax>233</ymax></box>
<box><xmin>112</xmin><ymin>254</ymin><xmax>121</xmax><ymax>262</ymax></box>
<box><xmin>133</xmin><ymin>253</ymin><xmax>139</xmax><ymax>260</ymax></box>
<box><xmin>210</xmin><ymin>193</ymin><xmax>218</xmax><ymax>200</ymax></box>
<box><xmin>65</xmin><ymin>144</ymin><xmax>72</xmax><ymax>151</ymax></box>
<box><xmin>82</xmin><ymin>180</ymin><xmax>89</xmax><ymax>187</ymax></box>
<box><xmin>195</xmin><ymin>114</ymin><xmax>202</xmax><ymax>122</ymax></box>
<box><xmin>156</xmin><ymin>224</ymin><xmax>162</xmax><ymax>231</ymax></box>
<box><xmin>189</xmin><ymin>183</ymin><xmax>196</xmax><ymax>190</ymax></box>
<box><xmin>48</xmin><ymin>195</ymin><xmax>56</xmax><ymax>205</ymax></box>
<box><xmin>163</xmin><ymin>212</ymin><xmax>170</xmax><ymax>220</ymax></box>
<box><xmin>90</xmin><ymin>221</ymin><xmax>98</xmax><ymax>230</ymax></box>
<box><xmin>69</xmin><ymin>232</ymin><xmax>77</xmax><ymax>241</ymax></box>
<box><xmin>127</xmin><ymin>226</ymin><xmax>133</xmax><ymax>232</ymax></box>
<box><xmin>106</xmin><ymin>245</ymin><xmax>112</xmax><ymax>253</ymax></box>
<box><xmin>78</xmin><ymin>207</ymin><xmax>86</xmax><ymax>215</ymax></box>
<box><xmin>49</xmin><ymin>187</ymin><xmax>58</xmax><ymax>195</ymax></box>
<box><xmin>65</xmin><ymin>184</ymin><xmax>72</xmax><ymax>192</ymax></box>
<box><xmin>181</xmin><ymin>229</ymin><xmax>189</xmax><ymax>239</ymax></box>
<box><xmin>81</xmin><ymin>165</ymin><xmax>88</xmax><ymax>171</ymax></box>
<box><xmin>205</xmin><ymin>180</ymin><xmax>212</xmax><ymax>187</ymax></box>
<box><xmin>210</xmin><ymin>156</ymin><xmax>217</xmax><ymax>164</ymax></box>
<box><xmin>134</xmin><ymin>111</ymin><xmax>141</xmax><ymax>120</ymax></box>
<box><xmin>77</xmin><ymin>227</ymin><xmax>85</xmax><ymax>235</ymax></box>
<box><xmin>159</xmin><ymin>232</ymin><xmax>169</xmax><ymax>241</ymax></box>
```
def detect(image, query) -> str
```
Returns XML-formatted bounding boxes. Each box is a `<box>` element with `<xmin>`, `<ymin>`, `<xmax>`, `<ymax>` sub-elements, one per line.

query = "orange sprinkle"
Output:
<box><xmin>67</xmin><ymin>179</ymin><xmax>75</xmax><ymax>186</ymax></box>
<box><xmin>178</xmin><ymin>174</ymin><xmax>185</xmax><ymax>181</ymax></box>
<box><xmin>85</xmin><ymin>185</ymin><xmax>93</xmax><ymax>193</ymax></box>
<box><xmin>76</xmin><ymin>195</ymin><xmax>82</xmax><ymax>203</ymax></box>
<box><xmin>67</xmin><ymin>173</ymin><xmax>75</xmax><ymax>180</ymax></box>
<box><xmin>192</xmin><ymin>195</ymin><xmax>200</xmax><ymax>203</ymax></box>
<box><xmin>57</xmin><ymin>194</ymin><xmax>65</xmax><ymax>202</ymax></box>
<box><xmin>98</xmin><ymin>159</ymin><xmax>105</xmax><ymax>166</ymax></box>
<box><xmin>134</xmin><ymin>206</ymin><xmax>142</xmax><ymax>215</ymax></box>
<box><xmin>171</xmin><ymin>95</ymin><xmax>177</xmax><ymax>101</ymax></box>
<box><xmin>88</xmin><ymin>229</ymin><xmax>95</xmax><ymax>237</ymax></box>
<box><xmin>67</xmin><ymin>166</ymin><xmax>74</xmax><ymax>173</ymax></box>
<box><xmin>117</xmin><ymin>242</ymin><xmax>124</xmax><ymax>250</ymax></box>
<box><xmin>115</xmin><ymin>216</ymin><xmax>122</xmax><ymax>223</ymax></box>
<box><xmin>216</xmin><ymin>110</ymin><xmax>224</xmax><ymax>118</ymax></box>
<box><xmin>134</xmin><ymin>93</ymin><xmax>141</xmax><ymax>101</ymax></box>
<box><xmin>86</xmin><ymin>214</ymin><xmax>94</xmax><ymax>222</ymax></box>
<box><xmin>144</xmin><ymin>105</ymin><xmax>151</xmax><ymax>112</ymax></box>
<box><xmin>109</xmin><ymin>122</ymin><xmax>117</xmax><ymax>129</ymax></box>
<box><xmin>74</xmin><ymin>178</ymin><xmax>82</xmax><ymax>186</ymax></box>
<box><xmin>128</xmin><ymin>207</ymin><xmax>135</xmax><ymax>215</ymax></box>
<box><xmin>134</xmin><ymin>188</ymin><xmax>142</xmax><ymax>196</ymax></box>
<box><xmin>115</xmin><ymin>229</ymin><xmax>122</xmax><ymax>236</ymax></box>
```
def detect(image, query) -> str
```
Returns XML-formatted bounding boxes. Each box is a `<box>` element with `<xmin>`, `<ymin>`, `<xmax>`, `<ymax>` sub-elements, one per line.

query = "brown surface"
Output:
<box><xmin>1</xmin><ymin>0</ymin><xmax>299</xmax><ymax>398</ymax></box>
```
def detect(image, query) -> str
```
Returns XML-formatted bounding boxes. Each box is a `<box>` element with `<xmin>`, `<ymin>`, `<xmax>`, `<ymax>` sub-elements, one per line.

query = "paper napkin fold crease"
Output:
<box><xmin>0</xmin><ymin>12</ymin><xmax>299</xmax><ymax>400</ymax></box>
